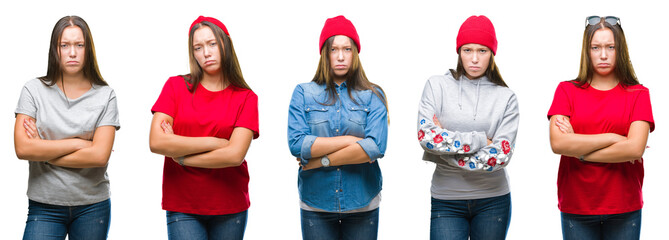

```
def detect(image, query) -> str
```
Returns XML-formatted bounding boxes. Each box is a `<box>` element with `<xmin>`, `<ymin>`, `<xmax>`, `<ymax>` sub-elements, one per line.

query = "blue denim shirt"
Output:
<box><xmin>288</xmin><ymin>81</ymin><xmax>388</xmax><ymax>212</ymax></box>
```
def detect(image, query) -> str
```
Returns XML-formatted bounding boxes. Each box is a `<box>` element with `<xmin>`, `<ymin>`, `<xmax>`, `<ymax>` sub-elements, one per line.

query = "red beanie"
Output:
<box><xmin>319</xmin><ymin>15</ymin><xmax>360</xmax><ymax>54</ymax></box>
<box><xmin>189</xmin><ymin>16</ymin><xmax>229</xmax><ymax>36</ymax></box>
<box><xmin>456</xmin><ymin>15</ymin><xmax>497</xmax><ymax>55</ymax></box>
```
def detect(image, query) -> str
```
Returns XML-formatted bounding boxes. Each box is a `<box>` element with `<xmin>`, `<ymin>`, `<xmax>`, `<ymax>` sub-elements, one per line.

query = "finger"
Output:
<box><xmin>25</xmin><ymin>129</ymin><xmax>33</xmax><ymax>138</ymax></box>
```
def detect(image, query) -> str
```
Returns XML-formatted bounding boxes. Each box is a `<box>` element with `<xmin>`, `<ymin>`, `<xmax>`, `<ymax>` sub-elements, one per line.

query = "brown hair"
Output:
<box><xmin>450</xmin><ymin>49</ymin><xmax>507</xmax><ymax>87</ymax></box>
<box><xmin>185</xmin><ymin>22</ymin><xmax>250</xmax><ymax>92</ymax></box>
<box><xmin>39</xmin><ymin>16</ymin><xmax>106</xmax><ymax>86</ymax></box>
<box><xmin>312</xmin><ymin>36</ymin><xmax>388</xmax><ymax>112</ymax></box>
<box><xmin>574</xmin><ymin>18</ymin><xmax>638</xmax><ymax>88</ymax></box>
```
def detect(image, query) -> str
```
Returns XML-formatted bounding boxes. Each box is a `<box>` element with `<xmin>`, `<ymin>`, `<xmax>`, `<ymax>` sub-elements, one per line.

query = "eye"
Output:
<box><xmin>331</xmin><ymin>48</ymin><xmax>336</xmax><ymax>52</ymax></box>
<box><xmin>210</xmin><ymin>42</ymin><xmax>217</xmax><ymax>47</ymax></box>
<box><xmin>60</xmin><ymin>44</ymin><xmax>68</xmax><ymax>48</ymax></box>
<box><xmin>608</xmin><ymin>46</ymin><xmax>615</xmax><ymax>50</ymax></box>
<box><xmin>345</xmin><ymin>47</ymin><xmax>352</xmax><ymax>51</ymax></box>
<box><xmin>479</xmin><ymin>49</ymin><xmax>487</xmax><ymax>53</ymax></box>
<box><xmin>591</xmin><ymin>46</ymin><xmax>599</xmax><ymax>50</ymax></box>
<box><xmin>77</xmin><ymin>44</ymin><xmax>85</xmax><ymax>48</ymax></box>
<box><xmin>462</xmin><ymin>49</ymin><xmax>470</xmax><ymax>53</ymax></box>
<box><xmin>194</xmin><ymin>46</ymin><xmax>202</xmax><ymax>51</ymax></box>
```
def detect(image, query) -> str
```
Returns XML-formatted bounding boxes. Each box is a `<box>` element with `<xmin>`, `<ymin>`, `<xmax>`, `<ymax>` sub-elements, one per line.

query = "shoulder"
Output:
<box><xmin>23</xmin><ymin>78</ymin><xmax>47</xmax><ymax>90</ymax></box>
<box><xmin>427</xmin><ymin>73</ymin><xmax>456</xmax><ymax>86</ymax></box>
<box><xmin>557</xmin><ymin>80</ymin><xmax>580</xmax><ymax>90</ymax></box>
<box><xmin>230</xmin><ymin>85</ymin><xmax>257</xmax><ymax>100</ymax></box>
<box><xmin>165</xmin><ymin>75</ymin><xmax>188</xmax><ymax>86</ymax></box>
<box><xmin>625</xmin><ymin>84</ymin><xmax>649</xmax><ymax>92</ymax></box>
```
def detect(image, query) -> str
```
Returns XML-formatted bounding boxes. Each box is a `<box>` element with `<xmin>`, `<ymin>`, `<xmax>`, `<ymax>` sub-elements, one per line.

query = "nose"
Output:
<box><xmin>600</xmin><ymin>49</ymin><xmax>608</xmax><ymax>59</ymax></box>
<box><xmin>472</xmin><ymin>52</ymin><xmax>479</xmax><ymax>63</ymax></box>
<box><xmin>336</xmin><ymin>50</ymin><xmax>344</xmax><ymax>61</ymax></box>
<box><xmin>69</xmin><ymin>45</ymin><xmax>76</xmax><ymax>57</ymax></box>
<box><xmin>203</xmin><ymin>45</ymin><xmax>212</xmax><ymax>58</ymax></box>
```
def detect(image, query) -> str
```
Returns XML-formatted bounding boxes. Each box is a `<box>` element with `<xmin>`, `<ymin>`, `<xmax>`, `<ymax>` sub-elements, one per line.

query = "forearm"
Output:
<box><xmin>584</xmin><ymin>121</ymin><xmax>650</xmax><ymax>163</ymax></box>
<box><xmin>150</xmin><ymin>134</ymin><xmax>227</xmax><ymax>158</ymax></box>
<box><xmin>551</xmin><ymin>133</ymin><xmax>622</xmax><ymax>157</ymax></box>
<box><xmin>328</xmin><ymin>142</ymin><xmax>371</xmax><ymax>166</ymax></box>
<box><xmin>15</xmin><ymin>138</ymin><xmax>88</xmax><ymax>162</ymax></box>
<box><xmin>47</xmin><ymin>146</ymin><xmax>111</xmax><ymax>168</ymax></box>
<box><xmin>180</xmin><ymin>127</ymin><xmax>253</xmax><ymax>169</ymax></box>
<box><xmin>583</xmin><ymin>140</ymin><xmax>644</xmax><ymax>163</ymax></box>
<box><xmin>311</xmin><ymin>136</ymin><xmax>362</xmax><ymax>158</ymax></box>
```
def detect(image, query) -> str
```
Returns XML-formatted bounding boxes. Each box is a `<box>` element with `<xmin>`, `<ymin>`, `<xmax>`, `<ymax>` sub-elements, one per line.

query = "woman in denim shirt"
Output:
<box><xmin>287</xmin><ymin>15</ymin><xmax>388</xmax><ymax>240</ymax></box>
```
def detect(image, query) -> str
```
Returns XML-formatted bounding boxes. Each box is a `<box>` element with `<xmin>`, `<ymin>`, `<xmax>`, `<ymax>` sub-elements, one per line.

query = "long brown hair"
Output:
<box><xmin>312</xmin><ymin>36</ymin><xmax>388</xmax><ymax>112</ymax></box>
<box><xmin>185</xmin><ymin>21</ymin><xmax>250</xmax><ymax>92</ymax></box>
<box><xmin>574</xmin><ymin>18</ymin><xmax>638</xmax><ymax>88</ymax></box>
<box><xmin>39</xmin><ymin>16</ymin><xmax>106</xmax><ymax>86</ymax></box>
<box><xmin>450</xmin><ymin>49</ymin><xmax>507</xmax><ymax>87</ymax></box>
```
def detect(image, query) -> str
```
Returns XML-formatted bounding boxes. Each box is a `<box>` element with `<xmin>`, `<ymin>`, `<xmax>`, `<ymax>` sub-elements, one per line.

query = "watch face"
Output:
<box><xmin>321</xmin><ymin>157</ymin><xmax>330</xmax><ymax>167</ymax></box>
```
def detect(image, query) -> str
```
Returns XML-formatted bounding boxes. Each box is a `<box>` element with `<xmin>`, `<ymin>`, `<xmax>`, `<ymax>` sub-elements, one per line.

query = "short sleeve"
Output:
<box><xmin>15</xmin><ymin>83</ymin><xmax>37</xmax><ymax>118</ymax></box>
<box><xmin>97</xmin><ymin>89</ymin><xmax>121</xmax><ymax>130</ymax></box>
<box><xmin>631</xmin><ymin>88</ymin><xmax>655</xmax><ymax>132</ymax></box>
<box><xmin>547</xmin><ymin>82</ymin><xmax>572</xmax><ymax>119</ymax></box>
<box><xmin>235</xmin><ymin>90</ymin><xmax>259</xmax><ymax>139</ymax></box>
<box><xmin>151</xmin><ymin>77</ymin><xmax>179</xmax><ymax>117</ymax></box>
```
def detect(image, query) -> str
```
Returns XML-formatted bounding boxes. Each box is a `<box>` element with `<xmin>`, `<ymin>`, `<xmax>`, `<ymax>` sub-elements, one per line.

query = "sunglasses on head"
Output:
<box><xmin>586</xmin><ymin>16</ymin><xmax>620</xmax><ymax>27</ymax></box>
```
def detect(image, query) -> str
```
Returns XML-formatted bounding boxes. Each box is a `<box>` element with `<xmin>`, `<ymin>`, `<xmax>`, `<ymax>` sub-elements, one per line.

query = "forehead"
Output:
<box><xmin>193</xmin><ymin>25</ymin><xmax>216</xmax><ymax>42</ymax></box>
<box><xmin>460</xmin><ymin>43</ymin><xmax>489</xmax><ymax>50</ymax></box>
<box><xmin>332</xmin><ymin>35</ymin><xmax>352</xmax><ymax>46</ymax></box>
<box><xmin>591</xmin><ymin>28</ymin><xmax>614</xmax><ymax>43</ymax></box>
<box><xmin>60</xmin><ymin>26</ymin><xmax>84</xmax><ymax>40</ymax></box>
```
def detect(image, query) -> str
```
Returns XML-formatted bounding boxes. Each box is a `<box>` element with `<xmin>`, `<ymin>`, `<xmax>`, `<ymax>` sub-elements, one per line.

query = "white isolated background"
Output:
<box><xmin>0</xmin><ymin>0</ymin><xmax>666</xmax><ymax>239</ymax></box>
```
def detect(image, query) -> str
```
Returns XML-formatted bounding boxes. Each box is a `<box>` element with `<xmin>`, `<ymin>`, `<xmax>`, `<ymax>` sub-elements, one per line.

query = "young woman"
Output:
<box><xmin>14</xmin><ymin>16</ymin><xmax>120</xmax><ymax>240</ymax></box>
<box><xmin>149</xmin><ymin>16</ymin><xmax>258</xmax><ymax>240</ymax></box>
<box><xmin>417</xmin><ymin>15</ymin><xmax>519</xmax><ymax>240</ymax></box>
<box><xmin>287</xmin><ymin>15</ymin><xmax>388</xmax><ymax>240</ymax></box>
<box><xmin>548</xmin><ymin>16</ymin><xmax>654</xmax><ymax>240</ymax></box>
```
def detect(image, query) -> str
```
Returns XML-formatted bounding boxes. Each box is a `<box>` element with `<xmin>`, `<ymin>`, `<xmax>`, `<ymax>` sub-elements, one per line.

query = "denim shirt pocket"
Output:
<box><xmin>305</xmin><ymin>105</ymin><xmax>331</xmax><ymax>137</ymax></box>
<box><xmin>346</xmin><ymin>105</ymin><xmax>369</xmax><ymax>137</ymax></box>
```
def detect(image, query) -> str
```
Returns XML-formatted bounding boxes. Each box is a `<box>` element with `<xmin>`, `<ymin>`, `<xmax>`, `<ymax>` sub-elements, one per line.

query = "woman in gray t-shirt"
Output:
<box><xmin>14</xmin><ymin>16</ymin><xmax>120</xmax><ymax>240</ymax></box>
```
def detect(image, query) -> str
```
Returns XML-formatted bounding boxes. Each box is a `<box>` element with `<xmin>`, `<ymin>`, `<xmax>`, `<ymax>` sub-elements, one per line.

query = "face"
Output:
<box><xmin>589</xmin><ymin>28</ymin><xmax>616</xmax><ymax>76</ymax></box>
<box><xmin>329</xmin><ymin>35</ymin><xmax>353</xmax><ymax>82</ymax></box>
<box><xmin>192</xmin><ymin>26</ymin><xmax>222</xmax><ymax>75</ymax></box>
<box><xmin>460</xmin><ymin>43</ymin><xmax>491</xmax><ymax>79</ymax></box>
<box><xmin>59</xmin><ymin>26</ymin><xmax>86</xmax><ymax>76</ymax></box>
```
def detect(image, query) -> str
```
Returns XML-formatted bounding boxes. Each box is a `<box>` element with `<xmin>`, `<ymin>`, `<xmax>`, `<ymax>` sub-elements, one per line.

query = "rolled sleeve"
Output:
<box><xmin>357</xmin><ymin>138</ymin><xmax>383</xmax><ymax>162</ymax></box>
<box><xmin>300</xmin><ymin>135</ymin><xmax>317</xmax><ymax>165</ymax></box>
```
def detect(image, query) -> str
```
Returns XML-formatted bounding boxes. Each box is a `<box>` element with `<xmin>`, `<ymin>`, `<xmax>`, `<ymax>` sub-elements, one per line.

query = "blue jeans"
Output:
<box><xmin>23</xmin><ymin>199</ymin><xmax>111</xmax><ymax>240</ymax></box>
<box><xmin>301</xmin><ymin>208</ymin><xmax>379</xmax><ymax>240</ymax></box>
<box><xmin>561</xmin><ymin>210</ymin><xmax>641</xmax><ymax>240</ymax></box>
<box><xmin>166</xmin><ymin>210</ymin><xmax>247</xmax><ymax>240</ymax></box>
<box><xmin>430</xmin><ymin>193</ymin><xmax>511</xmax><ymax>240</ymax></box>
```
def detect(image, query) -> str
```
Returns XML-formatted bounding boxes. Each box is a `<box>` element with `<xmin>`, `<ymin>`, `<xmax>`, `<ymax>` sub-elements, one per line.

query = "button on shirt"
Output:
<box><xmin>288</xmin><ymin>81</ymin><xmax>388</xmax><ymax>212</ymax></box>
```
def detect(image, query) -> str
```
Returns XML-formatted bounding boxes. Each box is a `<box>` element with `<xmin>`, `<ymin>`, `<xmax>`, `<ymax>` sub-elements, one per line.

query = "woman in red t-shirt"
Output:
<box><xmin>548</xmin><ymin>16</ymin><xmax>654</xmax><ymax>240</ymax></box>
<box><xmin>149</xmin><ymin>16</ymin><xmax>259</xmax><ymax>240</ymax></box>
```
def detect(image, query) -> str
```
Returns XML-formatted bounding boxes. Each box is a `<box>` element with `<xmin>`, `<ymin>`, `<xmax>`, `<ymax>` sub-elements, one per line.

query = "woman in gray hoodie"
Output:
<box><xmin>417</xmin><ymin>15</ymin><xmax>519</xmax><ymax>240</ymax></box>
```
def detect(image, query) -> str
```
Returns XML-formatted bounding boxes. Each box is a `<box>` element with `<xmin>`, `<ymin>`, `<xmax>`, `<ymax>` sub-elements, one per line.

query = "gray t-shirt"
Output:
<box><xmin>15</xmin><ymin>78</ymin><xmax>120</xmax><ymax>206</ymax></box>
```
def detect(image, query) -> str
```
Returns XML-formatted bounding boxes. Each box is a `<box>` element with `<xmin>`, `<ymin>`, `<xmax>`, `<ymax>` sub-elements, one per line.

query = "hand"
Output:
<box><xmin>433</xmin><ymin>114</ymin><xmax>443</xmax><ymax>128</ymax></box>
<box><xmin>301</xmin><ymin>157</ymin><xmax>323</xmax><ymax>171</ymax></box>
<box><xmin>23</xmin><ymin>118</ymin><xmax>41</xmax><ymax>139</ymax></box>
<box><xmin>296</xmin><ymin>157</ymin><xmax>302</xmax><ymax>167</ymax></box>
<box><xmin>629</xmin><ymin>158</ymin><xmax>642</xmax><ymax>164</ymax></box>
<box><xmin>555</xmin><ymin>116</ymin><xmax>574</xmax><ymax>134</ymax></box>
<box><xmin>161</xmin><ymin>120</ymin><xmax>174</xmax><ymax>134</ymax></box>
<box><xmin>487</xmin><ymin>138</ymin><xmax>493</xmax><ymax>145</ymax></box>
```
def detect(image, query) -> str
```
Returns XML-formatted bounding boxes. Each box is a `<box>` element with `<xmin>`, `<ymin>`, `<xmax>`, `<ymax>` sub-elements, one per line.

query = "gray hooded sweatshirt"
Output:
<box><xmin>417</xmin><ymin>71</ymin><xmax>519</xmax><ymax>200</ymax></box>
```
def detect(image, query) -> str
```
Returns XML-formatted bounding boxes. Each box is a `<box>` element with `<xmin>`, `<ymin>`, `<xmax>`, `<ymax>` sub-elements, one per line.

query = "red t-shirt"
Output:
<box><xmin>547</xmin><ymin>81</ymin><xmax>654</xmax><ymax>215</ymax></box>
<box><xmin>151</xmin><ymin>76</ymin><xmax>259</xmax><ymax>215</ymax></box>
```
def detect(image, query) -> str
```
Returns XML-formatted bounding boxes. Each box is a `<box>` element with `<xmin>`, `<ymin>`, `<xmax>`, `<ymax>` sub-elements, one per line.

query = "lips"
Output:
<box><xmin>334</xmin><ymin>65</ymin><xmax>347</xmax><ymax>69</ymax></box>
<box><xmin>204</xmin><ymin>60</ymin><xmax>216</xmax><ymax>66</ymax></box>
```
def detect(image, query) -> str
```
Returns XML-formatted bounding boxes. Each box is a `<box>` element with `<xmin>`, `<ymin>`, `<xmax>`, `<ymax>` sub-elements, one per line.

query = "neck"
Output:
<box><xmin>59</xmin><ymin>72</ymin><xmax>90</xmax><ymax>87</ymax></box>
<box><xmin>201</xmin><ymin>72</ymin><xmax>228</xmax><ymax>91</ymax></box>
<box><xmin>590</xmin><ymin>73</ymin><xmax>618</xmax><ymax>90</ymax></box>
<box><xmin>334</xmin><ymin>78</ymin><xmax>345</xmax><ymax>86</ymax></box>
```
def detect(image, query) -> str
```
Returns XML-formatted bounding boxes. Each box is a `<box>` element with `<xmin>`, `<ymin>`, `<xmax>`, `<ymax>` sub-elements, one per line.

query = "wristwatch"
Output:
<box><xmin>578</xmin><ymin>155</ymin><xmax>586</xmax><ymax>162</ymax></box>
<box><xmin>321</xmin><ymin>155</ymin><xmax>331</xmax><ymax>167</ymax></box>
